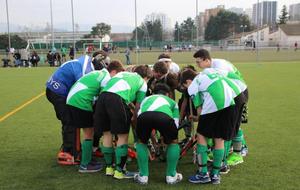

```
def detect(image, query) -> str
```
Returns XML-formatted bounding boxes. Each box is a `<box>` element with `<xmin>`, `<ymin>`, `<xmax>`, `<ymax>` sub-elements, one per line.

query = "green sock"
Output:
<box><xmin>136</xmin><ymin>143</ymin><xmax>149</xmax><ymax>176</ymax></box>
<box><xmin>196</xmin><ymin>144</ymin><xmax>208</xmax><ymax>174</ymax></box>
<box><xmin>166</xmin><ymin>144</ymin><xmax>180</xmax><ymax>177</ymax></box>
<box><xmin>212</xmin><ymin>149</ymin><xmax>224</xmax><ymax>175</ymax></box>
<box><xmin>81</xmin><ymin>139</ymin><xmax>93</xmax><ymax>166</ymax></box>
<box><xmin>101</xmin><ymin>146</ymin><xmax>114</xmax><ymax>166</ymax></box>
<box><xmin>115</xmin><ymin>144</ymin><xmax>128</xmax><ymax>172</ymax></box>
<box><xmin>233</xmin><ymin>129</ymin><xmax>243</xmax><ymax>152</ymax></box>
<box><xmin>223</xmin><ymin>140</ymin><xmax>232</xmax><ymax>165</ymax></box>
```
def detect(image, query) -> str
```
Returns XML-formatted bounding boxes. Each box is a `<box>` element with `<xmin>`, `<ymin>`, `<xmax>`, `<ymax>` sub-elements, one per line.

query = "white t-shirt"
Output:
<box><xmin>169</xmin><ymin>62</ymin><xmax>180</xmax><ymax>73</ymax></box>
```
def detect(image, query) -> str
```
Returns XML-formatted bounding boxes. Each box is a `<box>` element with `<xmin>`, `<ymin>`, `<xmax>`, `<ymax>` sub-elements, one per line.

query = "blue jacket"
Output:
<box><xmin>46</xmin><ymin>55</ymin><xmax>94</xmax><ymax>97</ymax></box>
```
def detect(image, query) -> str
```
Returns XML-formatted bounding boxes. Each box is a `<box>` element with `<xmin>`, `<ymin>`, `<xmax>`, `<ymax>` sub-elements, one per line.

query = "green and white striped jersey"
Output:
<box><xmin>188</xmin><ymin>69</ymin><xmax>242</xmax><ymax>115</ymax></box>
<box><xmin>202</xmin><ymin>68</ymin><xmax>247</xmax><ymax>93</ymax></box>
<box><xmin>138</xmin><ymin>94</ymin><xmax>179</xmax><ymax>128</ymax></box>
<box><xmin>66</xmin><ymin>69</ymin><xmax>110</xmax><ymax>111</ymax></box>
<box><xmin>211</xmin><ymin>59</ymin><xmax>244</xmax><ymax>80</ymax></box>
<box><xmin>103</xmin><ymin>72</ymin><xmax>147</xmax><ymax>104</ymax></box>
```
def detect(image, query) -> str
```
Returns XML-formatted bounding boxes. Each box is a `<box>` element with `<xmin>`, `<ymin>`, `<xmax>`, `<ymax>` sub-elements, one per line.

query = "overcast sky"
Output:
<box><xmin>0</xmin><ymin>0</ymin><xmax>299</xmax><ymax>32</ymax></box>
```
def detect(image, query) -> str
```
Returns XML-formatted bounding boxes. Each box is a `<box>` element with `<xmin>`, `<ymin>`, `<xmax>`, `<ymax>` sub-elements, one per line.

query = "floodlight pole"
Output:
<box><xmin>50</xmin><ymin>0</ymin><xmax>54</xmax><ymax>50</ymax></box>
<box><xmin>71</xmin><ymin>0</ymin><xmax>76</xmax><ymax>57</ymax></box>
<box><xmin>5</xmin><ymin>0</ymin><xmax>11</xmax><ymax>51</ymax></box>
<box><xmin>135</xmin><ymin>0</ymin><xmax>138</xmax><ymax>65</ymax></box>
<box><xmin>196</xmin><ymin>0</ymin><xmax>199</xmax><ymax>48</ymax></box>
<box><xmin>256</xmin><ymin>0</ymin><xmax>259</xmax><ymax>64</ymax></box>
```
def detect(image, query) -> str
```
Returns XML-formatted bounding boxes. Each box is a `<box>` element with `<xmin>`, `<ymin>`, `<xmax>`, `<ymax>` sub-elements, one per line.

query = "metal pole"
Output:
<box><xmin>71</xmin><ymin>0</ymin><xmax>76</xmax><ymax>57</ymax></box>
<box><xmin>256</xmin><ymin>0</ymin><xmax>259</xmax><ymax>64</ymax></box>
<box><xmin>196</xmin><ymin>0</ymin><xmax>199</xmax><ymax>48</ymax></box>
<box><xmin>135</xmin><ymin>0</ymin><xmax>138</xmax><ymax>64</ymax></box>
<box><xmin>5</xmin><ymin>0</ymin><xmax>11</xmax><ymax>51</ymax></box>
<box><xmin>50</xmin><ymin>0</ymin><xmax>54</xmax><ymax>50</ymax></box>
<box><xmin>177</xmin><ymin>28</ymin><xmax>179</xmax><ymax>46</ymax></box>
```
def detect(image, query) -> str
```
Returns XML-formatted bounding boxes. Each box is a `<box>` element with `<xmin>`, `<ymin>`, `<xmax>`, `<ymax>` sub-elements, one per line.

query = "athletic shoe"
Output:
<box><xmin>241</xmin><ymin>145</ymin><xmax>248</xmax><ymax>157</ymax></box>
<box><xmin>134</xmin><ymin>173</ymin><xmax>148</xmax><ymax>185</ymax></box>
<box><xmin>105</xmin><ymin>166</ymin><xmax>114</xmax><ymax>176</ymax></box>
<box><xmin>188</xmin><ymin>172</ymin><xmax>211</xmax><ymax>184</ymax></box>
<box><xmin>166</xmin><ymin>173</ymin><xmax>183</xmax><ymax>184</ymax></box>
<box><xmin>92</xmin><ymin>148</ymin><xmax>103</xmax><ymax>158</ymax></box>
<box><xmin>220</xmin><ymin>164</ymin><xmax>230</xmax><ymax>174</ymax></box>
<box><xmin>113</xmin><ymin>170</ymin><xmax>137</xmax><ymax>179</ymax></box>
<box><xmin>210</xmin><ymin>174</ymin><xmax>221</xmax><ymax>185</ymax></box>
<box><xmin>78</xmin><ymin>163</ymin><xmax>103</xmax><ymax>173</ymax></box>
<box><xmin>57</xmin><ymin>151</ymin><xmax>79</xmax><ymax>165</ymax></box>
<box><xmin>227</xmin><ymin>152</ymin><xmax>244</xmax><ymax>166</ymax></box>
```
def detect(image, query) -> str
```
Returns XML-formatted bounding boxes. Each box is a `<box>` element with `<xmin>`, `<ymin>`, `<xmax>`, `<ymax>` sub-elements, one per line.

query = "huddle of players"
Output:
<box><xmin>46</xmin><ymin>49</ymin><xmax>248</xmax><ymax>185</ymax></box>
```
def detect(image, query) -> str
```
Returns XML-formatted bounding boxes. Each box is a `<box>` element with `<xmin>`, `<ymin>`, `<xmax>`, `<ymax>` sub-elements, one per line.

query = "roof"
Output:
<box><xmin>280</xmin><ymin>24</ymin><xmax>300</xmax><ymax>36</ymax></box>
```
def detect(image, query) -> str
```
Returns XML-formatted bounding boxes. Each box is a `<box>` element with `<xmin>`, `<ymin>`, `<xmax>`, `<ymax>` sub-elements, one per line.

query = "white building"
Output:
<box><xmin>289</xmin><ymin>3</ymin><xmax>300</xmax><ymax>21</ymax></box>
<box><xmin>244</xmin><ymin>24</ymin><xmax>300</xmax><ymax>47</ymax></box>
<box><xmin>252</xmin><ymin>1</ymin><xmax>277</xmax><ymax>27</ymax></box>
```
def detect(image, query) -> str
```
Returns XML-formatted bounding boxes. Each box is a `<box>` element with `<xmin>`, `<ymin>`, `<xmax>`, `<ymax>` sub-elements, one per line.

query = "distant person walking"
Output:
<box><xmin>125</xmin><ymin>48</ymin><xmax>131</xmax><ymax>65</ymax></box>
<box><xmin>295</xmin><ymin>42</ymin><xmax>298</xmax><ymax>51</ymax></box>
<box><xmin>61</xmin><ymin>46</ymin><xmax>67</xmax><ymax>62</ymax></box>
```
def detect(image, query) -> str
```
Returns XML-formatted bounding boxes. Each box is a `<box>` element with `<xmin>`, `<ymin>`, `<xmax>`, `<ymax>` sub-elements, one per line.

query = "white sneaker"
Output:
<box><xmin>134</xmin><ymin>173</ymin><xmax>148</xmax><ymax>185</ymax></box>
<box><xmin>166</xmin><ymin>173</ymin><xmax>183</xmax><ymax>184</ymax></box>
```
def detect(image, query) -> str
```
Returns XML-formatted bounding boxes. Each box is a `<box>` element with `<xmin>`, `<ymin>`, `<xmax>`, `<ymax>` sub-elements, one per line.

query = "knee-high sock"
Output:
<box><xmin>115</xmin><ymin>144</ymin><xmax>128</xmax><ymax>172</ymax></box>
<box><xmin>81</xmin><ymin>139</ymin><xmax>93</xmax><ymax>166</ymax></box>
<box><xmin>212</xmin><ymin>149</ymin><xmax>224</xmax><ymax>175</ymax></box>
<box><xmin>233</xmin><ymin>129</ymin><xmax>243</xmax><ymax>153</ymax></box>
<box><xmin>166</xmin><ymin>144</ymin><xmax>180</xmax><ymax>177</ymax></box>
<box><xmin>223</xmin><ymin>140</ymin><xmax>232</xmax><ymax>165</ymax></box>
<box><xmin>136</xmin><ymin>143</ymin><xmax>149</xmax><ymax>176</ymax></box>
<box><xmin>101</xmin><ymin>146</ymin><xmax>114</xmax><ymax>167</ymax></box>
<box><xmin>196</xmin><ymin>144</ymin><xmax>208</xmax><ymax>174</ymax></box>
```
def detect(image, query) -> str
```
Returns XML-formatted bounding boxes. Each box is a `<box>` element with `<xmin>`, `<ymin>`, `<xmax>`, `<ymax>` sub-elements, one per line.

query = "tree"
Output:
<box><xmin>132</xmin><ymin>19</ymin><xmax>162</xmax><ymax>41</ymax></box>
<box><xmin>205</xmin><ymin>10</ymin><xmax>251</xmax><ymax>41</ymax></box>
<box><xmin>278</xmin><ymin>5</ymin><xmax>289</xmax><ymax>24</ymax></box>
<box><xmin>179</xmin><ymin>17</ymin><xmax>196</xmax><ymax>41</ymax></box>
<box><xmin>90</xmin><ymin>23</ymin><xmax>111</xmax><ymax>37</ymax></box>
<box><xmin>174</xmin><ymin>22</ymin><xmax>180</xmax><ymax>42</ymax></box>
<box><xmin>0</xmin><ymin>35</ymin><xmax>27</xmax><ymax>49</ymax></box>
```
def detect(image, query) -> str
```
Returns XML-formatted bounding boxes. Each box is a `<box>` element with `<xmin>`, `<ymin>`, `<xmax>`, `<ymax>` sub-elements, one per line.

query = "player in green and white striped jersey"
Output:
<box><xmin>180</xmin><ymin>68</ymin><xmax>242</xmax><ymax>185</ymax></box>
<box><xmin>94</xmin><ymin>65</ymin><xmax>152</xmax><ymax>179</ymax></box>
<box><xmin>134</xmin><ymin>83</ymin><xmax>182</xmax><ymax>185</ymax></box>
<box><xmin>66</xmin><ymin>60</ymin><xmax>124</xmax><ymax>173</ymax></box>
<box><xmin>193</xmin><ymin>49</ymin><xmax>249</xmax><ymax>167</ymax></box>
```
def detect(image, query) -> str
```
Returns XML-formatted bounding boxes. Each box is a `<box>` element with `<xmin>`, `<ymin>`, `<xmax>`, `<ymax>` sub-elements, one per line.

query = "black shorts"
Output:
<box><xmin>197</xmin><ymin>106</ymin><xmax>235</xmax><ymax>141</ymax></box>
<box><xmin>233</xmin><ymin>92</ymin><xmax>247</xmax><ymax>134</ymax></box>
<box><xmin>94</xmin><ymin>92</ymin><xmax>132</xmax><ymax>134</ymax></box>
<box><xmin>136</xmin><ymin>112</ymin><xmax>178</xmax><ymax>144</ymax></box>
<box><xmin>46</xmin><ymin>88</ymin><xmax>71</xmax><ymax>125</ymax></box>
<box><xmin>68</xmin><ymin>105</ymin><xmax>93</xmax><ymax>128</ymax></box>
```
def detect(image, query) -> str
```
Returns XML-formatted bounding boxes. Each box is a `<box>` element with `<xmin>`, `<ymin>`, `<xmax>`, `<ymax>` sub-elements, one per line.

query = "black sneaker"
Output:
<box><xmin>220</xmin><ymin>164</ymin><xmax>230</xmax><ymax>174</ymax></box>
<box><xmin>78</xmin><ymin>163</ymin><xmax>103</xmax><ymax>173</ymax></box>
<box><xmin>210</xmin><ymin>174</ymin><xmax>221</xmax><ymax>185</ymax></box>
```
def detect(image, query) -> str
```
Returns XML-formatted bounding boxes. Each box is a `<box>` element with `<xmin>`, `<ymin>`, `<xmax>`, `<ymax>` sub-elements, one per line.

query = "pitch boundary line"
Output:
<box><xmin>0</xmin><ymin>91</ymin><xmax>45</xmax><ymax>122</ymax></box>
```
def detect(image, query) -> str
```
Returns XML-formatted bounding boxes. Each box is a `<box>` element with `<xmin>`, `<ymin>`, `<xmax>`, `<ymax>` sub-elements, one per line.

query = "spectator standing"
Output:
<box><xmin>30</xmin><ymin>51</ymin><xmax>40</xmax><ymax>67</ymax></box>
<box><xmin>69</xmin><ymin>46</ymin><xmax>75</xmax><ymax>60</ymax></box>
<box><xmin>125</xmin><ymin>48</ymin><xmax>131</xmax><ymax>65</ymax></box>
<box><xmin>61</xmin><ymin>45</ymin><xmax>67</xmax><ymax>62</ymax></box>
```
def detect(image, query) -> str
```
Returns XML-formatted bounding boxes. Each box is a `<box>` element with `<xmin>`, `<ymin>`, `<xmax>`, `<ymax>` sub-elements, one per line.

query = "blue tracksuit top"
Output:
<box><xmin>46</xmin><ymin>55</ymin><xmax>94</xmax><ymax>97</ymax></box>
